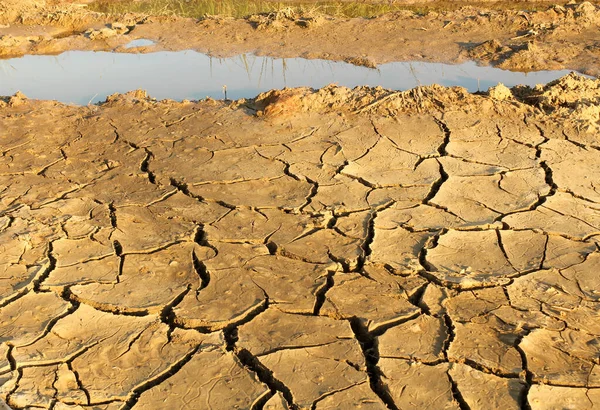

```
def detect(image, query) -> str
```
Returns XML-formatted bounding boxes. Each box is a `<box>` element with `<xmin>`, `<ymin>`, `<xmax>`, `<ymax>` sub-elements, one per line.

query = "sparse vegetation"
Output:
<box><xmin>88</xmin><ymin>0</ymin><xmax>401</xmax><ymax>19</ymax></box>
<box><xmin>88</xmin><ymin>0</ymin><xmax>559</xmax><ymax>19</ymax></box>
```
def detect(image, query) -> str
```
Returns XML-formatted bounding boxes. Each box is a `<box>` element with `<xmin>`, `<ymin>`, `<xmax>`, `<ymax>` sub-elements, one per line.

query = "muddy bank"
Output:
<box><xmin>0</xmin><ymin>75</ymin><xmax>599</xmax><ymax>408</ymax></box>
<box><xmin>1</xmin><ymin>1</ymin><xmax>600</xmax><ymax>75</ymax></box>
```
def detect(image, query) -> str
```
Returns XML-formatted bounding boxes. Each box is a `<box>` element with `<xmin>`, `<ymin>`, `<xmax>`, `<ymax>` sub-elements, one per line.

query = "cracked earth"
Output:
<box><xmin>1</xmin><ymin>74</ymin><xmax>600</xmax><ymax>409</ymax></box>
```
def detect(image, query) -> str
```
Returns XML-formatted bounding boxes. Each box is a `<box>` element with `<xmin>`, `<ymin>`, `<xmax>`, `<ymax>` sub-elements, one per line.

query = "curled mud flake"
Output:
<box><xmin>319</xmin><ymin>272</ymin><xmax>421</xmax><ymax>333</ymax></box>
<box><xmin>240</xmin><ymin>255</ymin><xmax>339</xmax><ymax>314</ymax></box>
<box><xmin>444</xmin><ymin>287</ymin><xmax>508</xmax><ymax>323</ymax></box>
<box><xmin>379</xmin><ymin>203</ymin><xmax>473</xmax><ymax>231</ymax></box>
<box><xmin>378</xmin><ymin>359</ymin><xmax>458</xmax><ymax>409</ymax></box>
<box><xmin>173</xmin><ymin>268</ymin><xmax>266</xmax><ymax>331</ymax></box>
<box><xmin>448</xmin><ymin>318</ymin><xmax>524</xmax><ymax>376</ymax></box>
<box><xmin>204</xmin><ymin>207</ymin><xmax>312</xmax><ymax>244</ymax></box>
<box><xmin>54</xmin><ymin>363</ymin><xmax>87</xmax><ymax>404</ymax></box>
<box><xmin>70</xmin><ymin>325</ymin><xmax>208</xmax><ymax>404</ymax></box>
<box><xmin>498</xmin><ymin>230</ymin><xmax>547</xmax><ymax>272</ymax></box>
<box><xmin>109</xmin><ymin>206</ymin><xmax>196</xmax><ymax>254</ymax></box>
<box><xmin>0</xmin><ymin>139</ymin><xmax>65</xmax><ymax>177</ymax></box>
<box><xmin>0</xmin><ymin>345</ymin><xmax>9</xmax><ymax>374</ymax></box>
<box><xmin>520</xmin><ymin>328</ymin><xmax>600</xmax><ymax>387</ymax></box>
<box><xmin>369</xmin><ymin>224</ymin><xmax>434</xmax><ymax>274</ymax></box>
<box><xmin>366</xmin><ymin>185</ymin><xmax>430</xmax><ymax>210</ymax></box>
<box><xmin>202</xmin><ymin>242</ymin><xmax>269</xmax><ymax>271</ymax></box>
<box><xmin>52</xmin><ymin>237</ymin><xmax>114</xmax><ymax>267</ymax></box>
<box><xmin>378</xmin><ymin>315</ymin><xmax>447</xmax><ymax>363</ymax></box>
<box><xmin>190</xmin><ymin>176</ymin><xmax>313</xmax><ymax>209</ymax></box>
<box><xmin>277</xmin><ymin>228</ymin><xmax>363</xmax><ymax>270</ymax></box>
<box><xmin>43</xmin><ymin>256</ymin><xmax>120</xmax><ymax>289</ymax></box>
<box><xmin>528</xmin><ymin>384</ymin><xmax>600</xmax><ymax>410</ymax></box>
<box><xmin>75</xmin><ymin>172</ymin><xmax>174</xmax><ymax>209</ymax></box>
<box><xmin>503</xmin><ymin>192</ymin><xmax>600</xmax><ymax>239</ymax></box>
<box><xmin>424</xmin><ymin>230</ymin><xmax>518</xmax><ymax>289</ymax></box>
<box><xmin>134</xmin><ymin>342</ymin><xmax>269</xmax><ymax>409</ymax></box>
<box><xmin>343</xmin><ymin>138</ymin><xmax>440</xmax><ymax>189</ymax></box>
<box><xmin>236</xmin><ymin>308</ymin><xmax>368</xmax><ymax>407</ymax></box>
<box><xmin>0</xmin><ymin>217</ymin><xmax>63</xmax><ymax>303</ymax></box>
<box><xmin>256</xmin><ymin>344</ymin><xmax>367</xmax><ymax>408</ymax></box>
<box><xmin>438</xmin><ymin>156</ymin><xmax>510</xmax><ymax>178</ymax></box>
<box><xmin>11</xmin><ymin>304</ymin><xmax>156</xmax><ymax>367</ymax></box>
<box><xmin>363</xmin><ymin>265</ymin><xmax>428</xmax><ymax>300</ymax></box>
<box><xmin>263</xmin><ymin>391</ymin><xmax>290</xmax><ymax>410</ymax></box>
<box><xmin>69</xmin><ymin>242</ymin><xmax>202</xmax><ymax>314</ymax></box>
<box><xmin>46</xmin><ymin>199</ymin><xmax>112</xmax><ymax>240</ymax></box>
<box><xmin>430</xmin><ymin>168</ymin><xmax>550</xmax><ymax>225</ymax></box>
<box><xmin>558</xmin><ymin>252</ymin><xmax>600</xmax><ymax>302</ymax></box>
<box><xmin>446</xmin><ymin>122</ymin><xmax>538</xmax><ymax>170</ymax></box>
<box><xmin>0</xmin><ymin>261</ymin><xmax>35</xmax><ymax>306</ymax></box>
<box><xmin>146</xmin><ymin>190</ymin><xmax>230</xmax><ymax>224</ymax></box>
<box><xmin>492</xmin><ymin>305</ymin><xmax>567</xmax><ymax>333</ymax></box>
<box><xmin>304</xmin><ymin>176</ymin><xmax>373</xmax><ymax>214</ymax></box>
<box><xmin>0</xmin><ymin>174</ymin><xmax>81</xmax><ymax>211</ymax></box>
<box><xmin>5</xmin><ymin>364</ymin><xmax>58</xmax><ymax>408</ymax></box>
<box><xmin>0</xmin><ymin>370</ymin><xmax>17</xmax><ymax>405</ymax></box>
<box><xmin>543</xmin><ymin>235</ymin><xmax>597</xmax><ymax>270</ymax></box>
<box><xmin>419</xmin><ymin>284</ymin><xmax>453</xmax><ymax>316</ymax></box>
<box><xmin>323</xmin><ymin>210</ymin><xmax>371</xmax><ymax>241</ymax></box>
<box><xmin>196</xmin><ymin>146</ymin><xmax>286</xmax><ymax>184</ymax></box>
<box><xmin>0</xmin><ymin>291</ymin><xmax>71</xmax><ymax>353</ymax></box>
<box><xmin>372</xmin><ymin>115</ymin><xmax>446</xmax><ymax>158</ymax></box>
<box><xmin>507</xmin><ymin>260</ymin><xmax>600</xmax><ymax>330</ymax></box>
<box><xmin>541</xmin><ymin>139</ymin><xmax>600</xmax><ymax>203</ymax></box>
<box><xmin>314</xmin><ymin>382</ymin><xmax>387</xmax><ymax>409</ymax></box>
<box><xmin>237</xmin><ymin>308</ymin><xmax>356</xmax><ymax>356</ymax></box>
<box><xmin>448</xmin><ymin>363</ymin><xmax>524</xmax><ymax>410</ymax></box>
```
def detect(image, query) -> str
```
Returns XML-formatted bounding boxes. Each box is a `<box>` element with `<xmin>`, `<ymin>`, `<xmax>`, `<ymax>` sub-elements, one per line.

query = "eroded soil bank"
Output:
<box><xmin>0</xmin><ymin>74</ymin><xmax>599</xmax><ymax>409</ymax></box>
<box><xmin>1</xmin><ymin>0</ymin><xmax>600</xmax><ymax>75</ymax></box>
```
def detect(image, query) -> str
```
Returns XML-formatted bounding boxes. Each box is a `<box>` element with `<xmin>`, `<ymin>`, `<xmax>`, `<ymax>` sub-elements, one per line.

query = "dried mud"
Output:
<box><xmin>1</xmin><ymin>1</ymin><xmax>600</xmax><ymax>75</ymax></box>
<box><xmin>1</xmin><ymin>72</ymin><xmax>600</xmax><ymax>409</ymax></box>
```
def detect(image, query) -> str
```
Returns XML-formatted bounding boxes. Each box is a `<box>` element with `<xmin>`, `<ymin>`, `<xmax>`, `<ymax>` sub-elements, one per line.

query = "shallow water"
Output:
<box><xmin>124</xmin><ymin>39</ymin><xmax>156</xmax><ymax>49</ymax></box>
<box><xmin>0</xmin><ymin>50</ymin><xmax>583</xmax><ymax>105</ymax></box>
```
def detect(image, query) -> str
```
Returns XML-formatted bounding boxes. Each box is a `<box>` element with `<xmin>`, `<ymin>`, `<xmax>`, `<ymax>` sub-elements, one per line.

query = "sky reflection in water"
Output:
<box><xmin>0</xmin><ymin>50</ymin><xmax>581</xmax><ymax>105</ymax></box>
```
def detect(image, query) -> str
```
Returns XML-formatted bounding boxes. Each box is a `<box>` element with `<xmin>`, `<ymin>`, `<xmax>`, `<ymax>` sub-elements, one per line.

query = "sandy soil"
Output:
<box><xmin>0</xmin><ymin>1</ymin><xmax>600</xmax><ymax>74</ymax></box>
<box><xmin>0</xmin><ymin>73</ymin><xmax>599</xmax><ymax>408</ymax></box>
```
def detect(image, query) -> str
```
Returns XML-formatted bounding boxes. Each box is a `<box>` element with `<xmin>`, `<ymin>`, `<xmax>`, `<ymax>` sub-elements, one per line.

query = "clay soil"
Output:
<box><xmin>1</xmin><ymin>0</ymin><xmax>600</xmax><ymax>409</ymax></box>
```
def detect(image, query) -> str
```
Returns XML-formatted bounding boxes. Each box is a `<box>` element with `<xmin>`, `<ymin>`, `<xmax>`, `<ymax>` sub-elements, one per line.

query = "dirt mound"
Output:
<box><xmin>0</xmin><ymin>0</ymin><xmax>46</xmax><ymax>24</ymax></box>
<box><xmin>537</xmin><ymin>72</ymin><xmax>600</xmax><ymax>107</ymax></box>
<box><xmin>252</xmin><ymin>75</ymin><xmax>599</xmax><ymax>131</ymax></box>
<box><xmin>254</xmin><ymin>84</ymin><xmax>478</xmax><ymax>117</ymax></box>
<box><xmin>511</xmin><ymin>73</ymin><xmax>600</xmax><ymax>131</ymax></box>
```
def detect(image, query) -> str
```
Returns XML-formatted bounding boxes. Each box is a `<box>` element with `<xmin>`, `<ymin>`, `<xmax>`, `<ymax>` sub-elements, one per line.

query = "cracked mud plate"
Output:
<box><xmin>1</xmin><ymin>73</ymin><xmax>600</xmax><ymax>409</ymax></box>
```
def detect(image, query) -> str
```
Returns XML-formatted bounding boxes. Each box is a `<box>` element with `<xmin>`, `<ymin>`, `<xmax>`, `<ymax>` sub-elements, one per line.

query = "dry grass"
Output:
<box><xmin>88</xmin><ymin>0</ymin><xmax>564</xmax><ymax>19</ymax></box>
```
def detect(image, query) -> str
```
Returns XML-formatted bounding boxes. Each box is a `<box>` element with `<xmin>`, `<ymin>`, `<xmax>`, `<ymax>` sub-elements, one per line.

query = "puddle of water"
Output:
<box><xmin>0</xmin><ymin>50</ymin><xmax>583</xmax><ymax>105</ymax></box>
<box><xmin>124</xmin><ymin>39</ymin><xmax>156</xmax><ymax>49</ymax></box>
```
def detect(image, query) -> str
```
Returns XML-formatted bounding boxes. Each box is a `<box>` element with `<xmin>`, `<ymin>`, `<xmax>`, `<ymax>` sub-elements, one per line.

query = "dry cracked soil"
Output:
<box><xmin>1</xmin><ymin>74</ymin><xmax>600</xmax><ymax>409</ymax></box>
<box><xmin>2</xmin><ymin>0</ymin><xmax>600</xmax><ymax>409</ymax></box>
